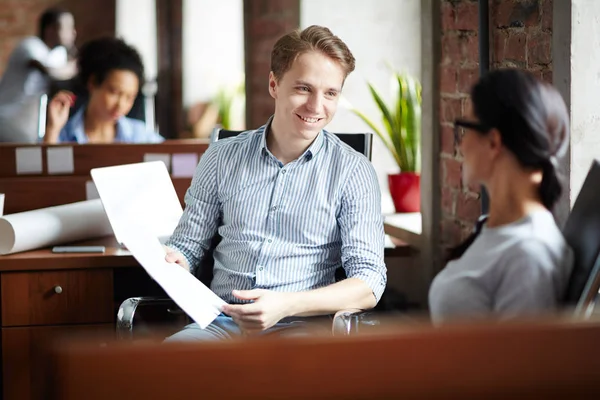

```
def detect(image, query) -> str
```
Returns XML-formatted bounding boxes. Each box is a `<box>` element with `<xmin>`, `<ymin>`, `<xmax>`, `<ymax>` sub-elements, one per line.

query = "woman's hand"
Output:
<box><xmin>44</xmin><ymin>91</ymin><xmax>75</xmax><ymax>143</ymax></box>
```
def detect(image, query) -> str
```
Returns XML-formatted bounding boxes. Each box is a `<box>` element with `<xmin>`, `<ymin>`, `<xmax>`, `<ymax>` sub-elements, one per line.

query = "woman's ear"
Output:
<box><xmin>87</xmin><ymin>74</ymin><xmax>98</xmax><ymax>93</ymax></box>
<box><xmin>488</xmin><ymin>128</ymin><xmax>503</xmax><ymax>156</ymax></box>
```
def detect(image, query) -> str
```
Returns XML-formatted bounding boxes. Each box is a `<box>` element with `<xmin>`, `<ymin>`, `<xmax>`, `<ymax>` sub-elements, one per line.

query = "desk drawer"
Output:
<box><xmin>1</xmin><ymin>269</ymin><xmax>114</xmax><ymax>326</ymax></box>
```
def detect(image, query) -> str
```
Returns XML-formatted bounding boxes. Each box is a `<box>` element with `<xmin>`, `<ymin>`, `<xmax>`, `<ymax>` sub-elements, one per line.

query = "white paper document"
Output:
<box><xmin>120</xmin><ymin>230</ymin><xmax>225</xmax><ymax>329</ymax></box>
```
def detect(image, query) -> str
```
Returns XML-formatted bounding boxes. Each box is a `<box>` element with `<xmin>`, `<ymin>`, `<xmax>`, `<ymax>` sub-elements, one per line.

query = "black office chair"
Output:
<box><xmin>561</xmin><ymin>160</ymin><xmax>600</xmax><ymax>317</ymax></box>
<box><xmin>116</xmin><ymin>128</ymin><xmax>380</xmax><ymax>339</ymax></box>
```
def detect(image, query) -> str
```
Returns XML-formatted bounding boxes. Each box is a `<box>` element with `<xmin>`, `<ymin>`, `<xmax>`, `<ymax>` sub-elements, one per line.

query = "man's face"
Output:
<box><xmin>269</xmin><ymin>51</ymin><xmax>345</xmax><ymax>141</ymax></box>
<box><xmin>49</xmin><ymin>13</ymin><xmax>76</xmax><ymax>49</ymax></box>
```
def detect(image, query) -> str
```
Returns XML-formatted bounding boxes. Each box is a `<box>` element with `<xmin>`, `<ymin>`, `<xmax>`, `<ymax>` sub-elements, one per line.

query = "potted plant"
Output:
<box><xmin>350</xmin><ymin>72</ymin><xmax>421</xmax><ymax>213</ymax></box>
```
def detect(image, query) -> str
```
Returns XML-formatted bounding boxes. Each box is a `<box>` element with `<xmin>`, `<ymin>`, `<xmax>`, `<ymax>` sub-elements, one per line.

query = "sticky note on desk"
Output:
<box><xmin>15</xmin><ymin>147</ymin><xmax>42</xmax><ymax>174</ymax></box>
<box><xmin>144</xmin><ymin>153</ymin><xmax>171</xmax><ymax>172</ymax></box>
<box><xmin>171</xmin><ymin>153</ymin><xmax>198</xmax><ymax>177</ymax></box>
<box><xmin>47</xmin><ymin>146</ymin><xmax>74</xmax><ymax>174</ymax></box>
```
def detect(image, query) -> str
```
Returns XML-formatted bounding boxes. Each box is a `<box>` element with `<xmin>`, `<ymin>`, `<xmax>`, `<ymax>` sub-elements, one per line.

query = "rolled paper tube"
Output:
<box><xmin>0</xmin><ymin>199</ymin><xmax>113</xmax><ymax>255</ymax></box>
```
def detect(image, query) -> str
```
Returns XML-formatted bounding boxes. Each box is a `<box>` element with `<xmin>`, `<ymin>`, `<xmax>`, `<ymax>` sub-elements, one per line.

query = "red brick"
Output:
<box><xmin>440</xmin><ymin>125</ymin><xmax>456</xmax><ymax>156</ymax></box>
<box><xmin>442</xmin><ymin>157</ymin><xmax>463</xmax><ymax>189</ymax></box>
<box><xmin>466</xmin><ymin>179</ymin><xmax>483</xmax><ymax>194</ymax></box>
<box><xmin>460</xmin><ymin>32</ymin><xmax>480</xmax><ymax>65</ymax></box>
<box><xmin>268</xmin><ymin>0</ymin><xmax>300</xmax><ymax>14</ymax></box>
<box><xmin>528</xmin><ymin>30</ymin><xmax>552</xmax><ymax>65</ymax></box>
<box><xmin>504</xmin><ymin>31</ymin><xmax>527</xmax><ymax>66</ymax></box>
<box><xmin>440</xmin><ymin>97</ymin><xmax>463</xmax><ymax>123</ymax></box>
<box><xmin>441</xmin><ymin>218</ymin><xmax>463</xmax><ymax>247</ymax></box>
<box><xmin>440</xmin><ymin>66</ymin><xmax>457</xmax><ymax>93</ymax></box>
<box><xmin>492</xmin><ymin>29</ymin><xmax>506</xmax><ymax>66</ymax></box>
<box><xmin>441</xmin><ymin>186</ymin><xmax>455</xmax><ymax>214</ymax></box>
<box><xmin>540</xmin><ymin>68</ymin><xmax>553</xmax><ymax>84</ymax></box>
<box><xmin>457</xmin><ymin>67</ymin><xmax>478</xmax><ymax>94</ymax></box>
<box><xmin>455</xmin><ymin>1</ymin><xmax>479</xmax><ymax>31</ymax></box>
<box><xmin>541</xmin><ymin>0</ymin><xmax>553</xmax><ymax>31</ymax></box>
<box><xmin>245</xmin><ymin>0</ymin><xmax>300</xmax><ymax>128</ymax></box>
<box><xmin>494</xmin><ymin>0</ymin><xmax>540</xmax><ymax>28</ymax></box>
<box><xmin>441</xmin><ymin>1</ymin><xmax>456</xmax><ymax>31</ymax></box>
<box><xmin>441</xmin><ymin>32</ymin><xmax>462</xmax><ymax>67</ymax></box>
<box><xmin>456</xmin><ymin>192</ymin><xmax>482</xmax><ymax>221</ymax></box>
<box><xmin>251</xmin><ymin>19</ymin><xmax>290</xmax><ymax>38</ymax></box>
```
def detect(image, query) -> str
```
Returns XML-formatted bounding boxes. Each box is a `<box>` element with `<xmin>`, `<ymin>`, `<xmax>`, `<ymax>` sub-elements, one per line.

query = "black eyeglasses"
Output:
<box><xmin>453</xmin><ymin>119</ymin><xmax>490</xmax><ymax>145</ymax></box>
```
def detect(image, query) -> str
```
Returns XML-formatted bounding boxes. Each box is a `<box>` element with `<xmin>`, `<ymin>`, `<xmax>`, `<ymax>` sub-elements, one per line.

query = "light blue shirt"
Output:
<box><xmin>166</xmin><ymin>118</ymin><xmax>387</xmax><ymax>304</ymax></box>
<box><xmin>57</xmin><ymin>105</ymin><xmax>164</xmax><ymax>143</ymax></box>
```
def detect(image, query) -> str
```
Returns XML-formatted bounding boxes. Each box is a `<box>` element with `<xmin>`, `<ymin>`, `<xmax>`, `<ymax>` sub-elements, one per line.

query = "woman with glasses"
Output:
<box><xmin>429</xmin><ymin>69</ymin><xmax>574</xmax><ymax>323</ymax></box>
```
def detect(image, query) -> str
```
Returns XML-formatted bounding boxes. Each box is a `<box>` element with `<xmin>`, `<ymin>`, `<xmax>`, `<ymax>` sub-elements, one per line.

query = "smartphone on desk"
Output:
<box><xmin>52</xmin><ymin>246</ymin><xmax>106</xmax><ymax>253</ymax></box>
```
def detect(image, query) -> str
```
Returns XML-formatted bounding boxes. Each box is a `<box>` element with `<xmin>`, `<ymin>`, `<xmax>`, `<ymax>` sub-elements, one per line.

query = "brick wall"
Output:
<box><xmin>243</xmin><ymin>0</ymin><xmax>300</xmax><ymax>129</ymax></box>
<box><xmin>0</xmin><ymin>0</ymin><xmax>59</xmax><ymax>75</ymax></box>
<box><xmin>439</xmin><ymin>0</ymin><xmax>553</xmax><ymax>251</ymax></box>
<box><xmin>0</xmin><ymin>0</ymin><xmax>115</xmax><ymax>76</ymax></box>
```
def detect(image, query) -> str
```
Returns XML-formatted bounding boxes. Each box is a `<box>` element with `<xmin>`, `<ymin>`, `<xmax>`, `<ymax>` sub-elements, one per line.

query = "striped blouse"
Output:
<box><xmin>166</xmin><ymin>119</ymin><xmax>387</xmax><ymax>304</ymax></box>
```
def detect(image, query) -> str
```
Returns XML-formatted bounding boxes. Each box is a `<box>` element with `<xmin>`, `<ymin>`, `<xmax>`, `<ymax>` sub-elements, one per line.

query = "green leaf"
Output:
<box><xmin>351</xmin><ymin>71</ymin><xmax>422</xmax><ymax>172</ymax></box>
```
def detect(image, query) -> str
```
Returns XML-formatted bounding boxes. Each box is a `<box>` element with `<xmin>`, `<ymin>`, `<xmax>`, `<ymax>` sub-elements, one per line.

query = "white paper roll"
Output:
<box><xmin>0</xmin><ymin>199</ymin><xmax>114</xmax><ymax>255</ymax></box>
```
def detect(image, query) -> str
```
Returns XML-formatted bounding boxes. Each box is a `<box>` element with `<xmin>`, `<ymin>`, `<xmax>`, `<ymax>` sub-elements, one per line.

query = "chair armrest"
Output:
<box><xmin>117</xmin><ymin>296</ymin><xmax>183</xmax><ymax>340</ymax></box>
<box><xmin>332</xmin><ymin>308</ymin><xmax>381</xmax><ymax>336</ymax></box>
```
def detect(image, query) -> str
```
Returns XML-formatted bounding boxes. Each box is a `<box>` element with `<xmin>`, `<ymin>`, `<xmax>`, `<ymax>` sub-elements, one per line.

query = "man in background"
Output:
<box><xmin>0</xmin><ymin>7</ymin><xmax>77</xmax><ymax>142</ymax></box>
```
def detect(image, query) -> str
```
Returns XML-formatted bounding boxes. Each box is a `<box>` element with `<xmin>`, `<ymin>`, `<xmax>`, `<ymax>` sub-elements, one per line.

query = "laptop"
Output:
<box><xmin>90</xmin><ymin>161</ymin><xmax>184</xmax><ymax>246</ymax></box>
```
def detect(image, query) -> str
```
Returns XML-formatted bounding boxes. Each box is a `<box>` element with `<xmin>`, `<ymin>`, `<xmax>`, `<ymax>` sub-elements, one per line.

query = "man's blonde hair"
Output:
<box><xmin>270</xmin><ymin>25</ymin><xmax>355</xmax><ymax>81</ymax></box>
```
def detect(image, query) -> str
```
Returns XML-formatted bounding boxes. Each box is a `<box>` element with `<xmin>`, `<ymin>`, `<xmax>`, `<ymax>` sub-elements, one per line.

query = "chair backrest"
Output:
<box><xmin>562</xmin><ymin>159</ymin><xmax>600</xmax><ymax>316</ymax></box>
<box><xmin>213</xmin><ymin>128</ymin><xmax>373</xmax><ymax>161</ymax></box>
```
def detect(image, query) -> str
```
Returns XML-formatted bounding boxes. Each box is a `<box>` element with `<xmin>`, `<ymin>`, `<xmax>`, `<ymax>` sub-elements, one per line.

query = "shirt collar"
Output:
<box><xmin>66</xmin><ymin>104</ymin><xmax>130</xmax><ymax>143</ymax></box>
<box><xmin>259</xmin><ymin>115</ymin><xmax>325</xmax><ymax>162</ymax></box>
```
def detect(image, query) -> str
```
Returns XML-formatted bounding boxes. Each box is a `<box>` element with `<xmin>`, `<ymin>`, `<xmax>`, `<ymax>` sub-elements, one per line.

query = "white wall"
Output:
<box><xmin>116</xmin><ymin>0</ymin><xmax>158</xmax><ymax>80</ymax></box>
<box><xmin>569</xmin><ymin>0</ymin><xmax>600</xmax><ymax>204</ymax></box>
<box><xmin>301</xmin><ymin>0</ymin><xmax>421</xmax><ymax>214</ymax></box>
<box><xmin>182</xmin><ymin>0</ymin><xmax>244</xmax><ymax>108</ymax></box>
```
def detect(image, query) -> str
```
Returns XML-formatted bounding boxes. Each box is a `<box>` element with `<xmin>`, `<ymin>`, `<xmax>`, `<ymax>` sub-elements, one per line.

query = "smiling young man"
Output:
<box><xmin>164</xmin><ymin>25</ymin><xmax>386</xmax><ymax>341</ymax></box>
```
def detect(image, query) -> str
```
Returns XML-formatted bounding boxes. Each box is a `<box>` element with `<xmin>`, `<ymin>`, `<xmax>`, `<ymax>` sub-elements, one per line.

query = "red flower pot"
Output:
<box><xmin>388</xmin><ymin>172</ymin><xmax>420</xmax><ymax>213</ymax></box>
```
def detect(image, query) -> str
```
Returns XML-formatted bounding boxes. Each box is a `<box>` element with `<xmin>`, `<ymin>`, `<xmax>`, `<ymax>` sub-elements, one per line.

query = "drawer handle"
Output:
<box><xmin>54</xmin><ymin>285</ymin><xmax>63</xmax><ymax>294</ymax></box>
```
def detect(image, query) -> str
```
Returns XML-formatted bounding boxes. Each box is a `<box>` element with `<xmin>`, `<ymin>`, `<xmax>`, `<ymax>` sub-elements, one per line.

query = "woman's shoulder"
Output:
<box><xmin>118</xmin><ymin>117</ymin><xmax>164</xmax><ymax>143</ymax></box>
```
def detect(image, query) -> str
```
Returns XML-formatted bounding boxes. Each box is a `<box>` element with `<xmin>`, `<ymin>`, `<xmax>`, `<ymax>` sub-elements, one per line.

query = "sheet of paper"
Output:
<box><xmin>144</xmin><ymin>153</ymin><xmax>171</xmax><ymax>172</ymax></box>
<box><xmin>15</xmin><ymin>147</ymin><xmax>42</xmax><ymax>174</ymax></box>
<box><xmin>171</xmin><ymin>153</ymin><xmax>199</xmax><ymax>178</ymax></box>
<box><xmin>85</xmin><ymin>180</ymin><xmax>100</xmax><ymax>200</ymax></box>
<box><xmin>47</xmin><ymin>146</ymin><xmax>74</xmax><ymax>174</ymax></box>
<box><xmin>120</xmin><ymin>229</ymin><xmax>225</xmax><ymax>329</ymax></box>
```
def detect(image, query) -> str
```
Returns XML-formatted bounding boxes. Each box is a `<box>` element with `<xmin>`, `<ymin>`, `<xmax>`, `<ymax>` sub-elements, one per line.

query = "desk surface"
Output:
<box><xmin>384</xmin><ymin>213</ymin><xmax>421</xmax><ymax>250</ymax></box>
<box><xmin>0</xmin><ymin>231</ymin><xmax>413</xmax><ymax>273</ymax></box>
<box><xmin>0</xmin><ymin>236</ymin><xmax>137</xmax><ymax>272</ymax></box>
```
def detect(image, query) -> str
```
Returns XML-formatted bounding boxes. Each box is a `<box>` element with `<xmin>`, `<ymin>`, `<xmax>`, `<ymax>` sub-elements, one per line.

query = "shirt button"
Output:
<box><xmin>281</xmin><ymin>170</ymin><xmax>286</xmax><ymax>174</ymax></box>
<box><xmin>258</xmin><ymin>266</ymin><xmax>264</xmax><ymax>271</ymax></box>
<box><xmin>271</xmin><ymin>206</ymin><xmax>277</xmax><ymax>211</ymax></box>
<box><xmin>268</xmin><ymin>239</ymin><xmax>272</xmax><ymax>243</ymax></box>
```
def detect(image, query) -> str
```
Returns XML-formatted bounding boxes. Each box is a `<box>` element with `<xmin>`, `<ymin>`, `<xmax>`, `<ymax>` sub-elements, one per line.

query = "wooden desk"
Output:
<box><xmin>0</xmin><ymin>237</ymin><xmax>163</xmax><ymax>400</ymax></box>
<box><xmin>48</xmin><ymin>317</ymin><xmax>600</xmax><ymax>399</ymax></box>
<box><xmin>384</xmin><ymin>213</ymin><xmax>422</xmax><ymax>250</ymax></box>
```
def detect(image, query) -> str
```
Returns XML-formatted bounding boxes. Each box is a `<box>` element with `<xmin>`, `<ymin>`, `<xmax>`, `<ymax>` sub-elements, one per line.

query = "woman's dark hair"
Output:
<box><xmin>446</xmin><ymin>69</ymin><xmax>569</xmax><ymax>263</ymax></box>
<box><xmin>77</xmin><ymin>37</ymin><xmax>145</xmax><ymax>90</ymax></box>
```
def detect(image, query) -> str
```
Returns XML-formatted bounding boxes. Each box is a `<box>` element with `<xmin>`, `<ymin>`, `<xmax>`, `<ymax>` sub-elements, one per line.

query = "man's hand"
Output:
<box><xmin>163</xmin><ymin>245</ymin><xmax>190</xmax><ymax>271</ymax></box>
<box><xmin>222</xmin><ymin>290</ymin><xmax>295</xmax><ymax>335</ymax></box>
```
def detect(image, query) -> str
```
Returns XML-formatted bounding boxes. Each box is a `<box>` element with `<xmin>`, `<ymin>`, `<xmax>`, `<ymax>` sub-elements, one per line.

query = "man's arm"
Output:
<box><xmin>28</xmin><ymin>58</ymin><xmax>77</xmax><ymax>81</ymax></box>
<box><xmin>223</xmin><ymin>157</ymin><xmax>386</xmax><ymax>331</ymax></box>
<box><xmin>164</xmin><ymin>143</ymin><xmax>222</xmax><ymax>273</ymax></box>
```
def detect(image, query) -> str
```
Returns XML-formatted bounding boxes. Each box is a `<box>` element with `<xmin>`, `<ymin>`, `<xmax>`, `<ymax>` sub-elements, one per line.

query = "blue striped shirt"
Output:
<box><xmin>166</xmin><ymin>119</ymin><xmax>387</xmax><ymax>304</ymax></box>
